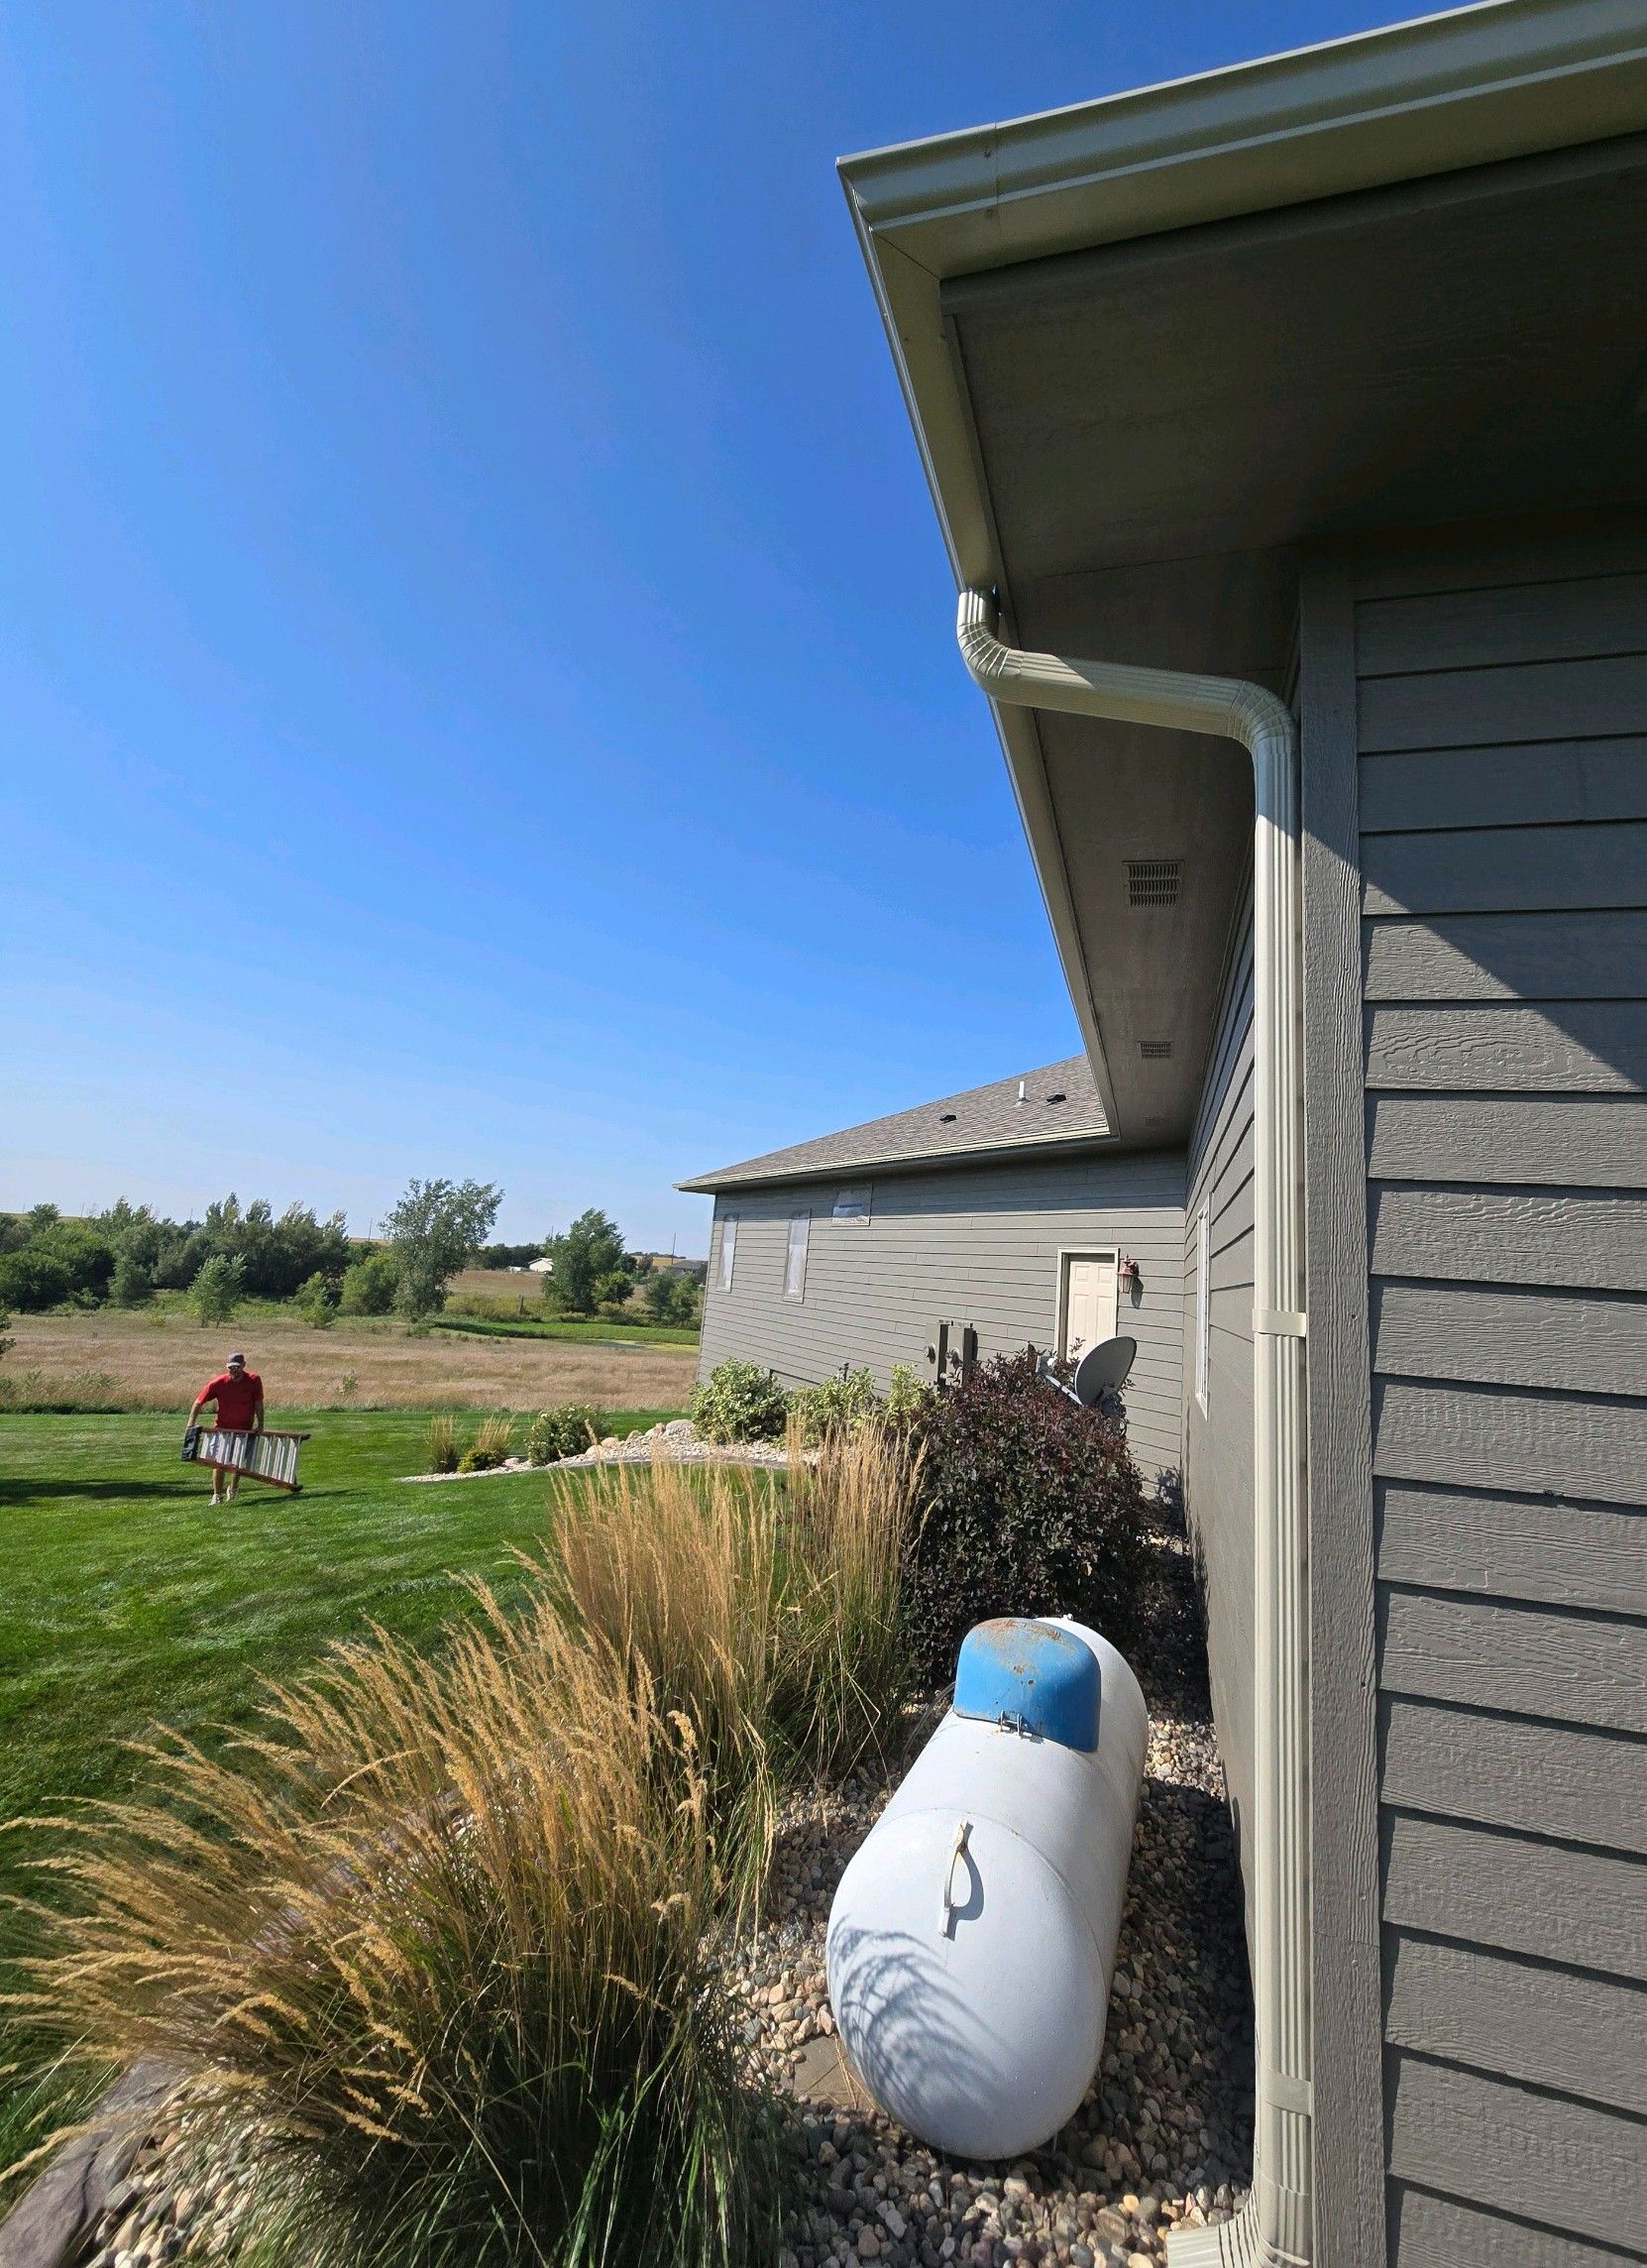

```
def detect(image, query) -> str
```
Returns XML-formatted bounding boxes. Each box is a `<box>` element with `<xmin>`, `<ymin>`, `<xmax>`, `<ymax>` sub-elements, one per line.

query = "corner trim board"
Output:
<box><xmin>1297</xmin><ymin>555</ymin><xmax>1386</xmax><ymax>2268</ymax></box>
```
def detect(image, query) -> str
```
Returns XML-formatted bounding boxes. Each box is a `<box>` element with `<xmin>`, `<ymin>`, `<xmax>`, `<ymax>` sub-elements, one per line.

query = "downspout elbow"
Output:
<box><xmin>957</xmin><ymin>590</ymin><xmax>1293</xmax><ymax>766</ymax></box>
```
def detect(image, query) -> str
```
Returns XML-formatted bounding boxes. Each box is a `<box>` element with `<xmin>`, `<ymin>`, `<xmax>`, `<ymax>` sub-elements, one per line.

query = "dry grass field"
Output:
<box><xmin>3</xmin><ymin>1306</ymin><xmax>698</xmax><ymax>1413</ymax></box>
<box><xmin>443</xmin><ymin>1266</ymin><xmax>549</xmax><ymax>1316</ymax></box>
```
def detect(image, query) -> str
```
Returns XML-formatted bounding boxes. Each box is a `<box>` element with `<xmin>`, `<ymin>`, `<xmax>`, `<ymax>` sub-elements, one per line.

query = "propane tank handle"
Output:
<box><xmin>941</xmin><ymin>1818</ymin><xmax>973</xmax><ymax>1928</ymax></box>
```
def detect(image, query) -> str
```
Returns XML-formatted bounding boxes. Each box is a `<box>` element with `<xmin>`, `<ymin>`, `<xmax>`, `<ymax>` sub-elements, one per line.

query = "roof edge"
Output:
<box><xmin>838</xmin><ymin>0</ymin><xmax>1647</xmax><ymax>272</ymax></box>
<box><xmin>676</xmin><ymin>1125</ymin><xmax>1123</xmax><ymax>1197</ymax></box>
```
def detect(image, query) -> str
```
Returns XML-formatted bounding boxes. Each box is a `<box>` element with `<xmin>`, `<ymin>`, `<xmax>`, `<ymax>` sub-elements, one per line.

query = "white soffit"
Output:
<box><xmin>837</xmin><ymin>0</ymin><xmax>1647</xmax><ymax>1139</ymax></box>
<box><xmin>840</xmin><ymin>0</ymin><xmax>1647</xmax><ymax>585</ymax></box>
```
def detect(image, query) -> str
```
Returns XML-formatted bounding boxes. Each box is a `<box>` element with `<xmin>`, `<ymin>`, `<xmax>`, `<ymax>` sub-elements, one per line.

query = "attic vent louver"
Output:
<box><xmin>938</xmin><ymin>1112</ymin><xmax>957</xmax><ymax>1122</ymax></box>
<box><xmin>1140</xmin><ymin>1040</ymin><xmax>1173</xmax><ymax>1061</ymax></box>
<box><xmin>1046</xmin><ymin>1092</ymin><xmax>1066</xmax><ymax>1104</ymax></box>
<box><xmin>1128</xmin><ymin>858</ymin><xmax>1181</xmax><ymax>907</ymax></box>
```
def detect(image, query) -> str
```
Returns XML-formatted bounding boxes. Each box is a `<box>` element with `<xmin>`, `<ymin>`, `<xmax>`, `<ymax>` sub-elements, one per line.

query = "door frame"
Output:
<box><xmin>1054</xmin><ymin>1247</ymin><xmax>1119</xmax><ymax>1361</ymax></box>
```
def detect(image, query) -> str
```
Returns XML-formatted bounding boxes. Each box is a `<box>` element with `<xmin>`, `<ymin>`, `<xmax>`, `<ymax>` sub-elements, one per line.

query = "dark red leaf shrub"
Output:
<box><xmin>902</xmin><ymin>1349</ymin><xmax>1151</xmax><ymax>1685</ymax></box>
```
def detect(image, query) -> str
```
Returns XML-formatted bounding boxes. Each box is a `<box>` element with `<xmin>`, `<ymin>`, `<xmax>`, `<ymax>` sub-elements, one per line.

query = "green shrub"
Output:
<box><xmin>688</xmin><ymin>1359</ymin><xmax>789</xmax><ymax>1445</ymax></box>
<box><xmin>338</xmin><ymin>1249</ymin><xmax>398</xmax><ymax>1316</ymax></box>
<box><xmin>425</xmin><ymin>1415</ymin><xmax>459</xmax><ymax>1474</ymax></box>
<box><xmin>902</xmin><ymin>1348</ymin><xmax>1150</xmax><ymax>1686</ymax></box>
<box><xmin>885</xmin><ymin>1362</ymin><xmax>936</xmax><ymax>1429</ymax></box>
<box><xmin>292</xmin><ymin>1272</ymin><xmax>336</xmax><ymax>1329</ymax></box>
<box><xmin>791</xmin><ymin>1366</ymin><xmax>877</xmax><ymax>1445</ymax></box>
<box><xmin>526</xmin><ymin>1405</ymin><xmax>600</xmax><ymax>1464</ymax></box>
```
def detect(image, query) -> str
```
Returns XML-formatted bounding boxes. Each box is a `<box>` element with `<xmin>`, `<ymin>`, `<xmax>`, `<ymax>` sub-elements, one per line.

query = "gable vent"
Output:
<box><xmin>1140</xmin><ymin>1039</ymin><xmax>1173</xmax><ymax>1061</ymax></box>
<box><xmin>1128</xmin><ymin>858</ymin><xmax>1181</xmax><ymax>907</ymax></box>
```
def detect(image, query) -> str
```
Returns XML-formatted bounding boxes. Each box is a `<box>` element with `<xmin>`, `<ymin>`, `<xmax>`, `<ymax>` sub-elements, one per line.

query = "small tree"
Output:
<box><xmin>189</xmin><ymin>1254</ymin><xmax>245</xmax><ymax>1329</ymax></box>
<box><xmin>383</xmin><ymin>1178</ymin><xmax>502</xmax><ymax>1322</ymax></box>
<box><xmin>294</xmin><ymin>1271</ymin><xmax>337</xmax><ymax>1329</ymax></box>
<box><xmin>110</xmin><ymin>1249</ymin><xmax>154</xmax><ymax>1308</ymax></box>
<box><xmin>641</xmin><ymin>1271</ymin><xmax>683</xmax><ymax>1326</ymax></box>
<box><xmin>594</xmin><ymin>1268</ymin><xmax>633</xmax><ymax>1315</ymax></box>
<box><xmin>541</xmin><ymin>1209</ymin><xmax>625</xmax><ymax>1317</ymax></box>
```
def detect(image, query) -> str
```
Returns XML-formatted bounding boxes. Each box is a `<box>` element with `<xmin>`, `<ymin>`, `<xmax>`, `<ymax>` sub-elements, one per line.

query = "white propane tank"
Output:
<box><xmin>825</xmin><ymin>1615</ymin><xmax>1149</xmax><ymax>2161</ymax></box>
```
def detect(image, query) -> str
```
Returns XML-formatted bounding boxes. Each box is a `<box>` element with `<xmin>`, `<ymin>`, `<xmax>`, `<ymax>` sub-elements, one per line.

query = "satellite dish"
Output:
<box><xmin>1072</xmin><ymin>1335</ymin><xmax>1137</xmax><ymax>1405</ymax></box>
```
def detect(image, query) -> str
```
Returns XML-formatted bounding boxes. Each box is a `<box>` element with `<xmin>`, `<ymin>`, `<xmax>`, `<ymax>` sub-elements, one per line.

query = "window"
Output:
<box><xmin>784</xmin><ymin>1212</ymin><xmax>810</xmax><ymax>1301</ymax></box>
<box><xmin>718</xmin><ymin>1214</ymin><xmax>737</xmax><ymax>1293</ymax></box>
<box><xmin>832</xmin><ymin>1186</ymin><xmax>871</xmax><ymax>1223</ymax></box>
<box><xmin>1195</xmin><ymin>1200</ymin><xmax>1211</xmax><ymax>1414</ymax></box>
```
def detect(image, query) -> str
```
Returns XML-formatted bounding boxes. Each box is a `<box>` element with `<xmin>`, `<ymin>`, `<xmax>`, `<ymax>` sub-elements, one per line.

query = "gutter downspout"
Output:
<box><xmin>956</xmin><ymin>590</ymin><xmax>1310</xmax><ymax>2268</ymax></box>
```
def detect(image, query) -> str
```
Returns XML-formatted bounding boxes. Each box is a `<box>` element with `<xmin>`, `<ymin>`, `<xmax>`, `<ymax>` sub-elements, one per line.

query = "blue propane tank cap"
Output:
<box><xmin>952</xmin><ymin>1618</ymin><xmax>1100</xmax><ymax>1752</ymax></box>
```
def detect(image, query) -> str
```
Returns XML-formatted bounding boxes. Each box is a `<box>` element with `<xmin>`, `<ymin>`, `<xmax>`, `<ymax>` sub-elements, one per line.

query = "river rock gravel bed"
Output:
<box><xmin>402</xmin><ymin>1416</ymin><xmax>806</xmax><ymax>1481</ymax></box>
<box><xmin>725</xmin><ymin>1623</ymin><xmax>1254</xmax><ymax>2268</ymax></box>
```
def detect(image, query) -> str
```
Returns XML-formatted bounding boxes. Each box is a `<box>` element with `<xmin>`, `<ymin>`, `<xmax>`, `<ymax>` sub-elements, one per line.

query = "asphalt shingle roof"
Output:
<box><xmin>677</xmin><ymin>1057</ymin><xmax>1108</xmax><ymax>1193</ymax></box>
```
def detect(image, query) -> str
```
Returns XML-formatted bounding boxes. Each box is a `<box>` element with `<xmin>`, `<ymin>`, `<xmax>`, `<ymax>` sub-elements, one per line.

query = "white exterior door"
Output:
<box><xmin>1061</xmin><ymin>1253</ymin><xmax>1118</xmax><ymax>1361</ymax></box>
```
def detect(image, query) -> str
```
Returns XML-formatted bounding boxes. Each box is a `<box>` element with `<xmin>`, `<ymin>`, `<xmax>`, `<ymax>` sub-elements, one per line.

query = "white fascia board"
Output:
<box><xmin>841</xmin><ymin>0</ymin><xmax>1647</xmax><ymax>274</ymax></box>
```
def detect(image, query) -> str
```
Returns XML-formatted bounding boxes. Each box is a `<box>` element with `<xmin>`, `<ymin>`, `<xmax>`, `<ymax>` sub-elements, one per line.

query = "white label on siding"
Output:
<box><xmin>832</xmin><ymin>1186</ymin><xmax>871</xmax><ymax>1222</ymax></box>
<box><xmin>719</xmin><ymin>1215</ymin><xmax>737</xmax><ymax>1292</ymax></box>
<box><xmin>784</xmin><ymin>1212</ymin><xmax>810</xmax><ymax>1301</ymax></box>
<box><xmin>1195</xmin><ymin>1199</ymin><xmax>1211</xmax><ymax>1414</ymax></box>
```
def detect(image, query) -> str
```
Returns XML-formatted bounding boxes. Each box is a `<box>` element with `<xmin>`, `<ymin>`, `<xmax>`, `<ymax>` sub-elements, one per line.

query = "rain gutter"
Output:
<box><xmin>956</xmin><ymin>593</ymin><xmax>1310</xmax><ymax>2268</ymax></box>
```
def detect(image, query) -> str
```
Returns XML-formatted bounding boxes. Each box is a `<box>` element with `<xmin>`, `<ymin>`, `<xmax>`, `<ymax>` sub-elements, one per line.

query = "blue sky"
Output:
<box><xmin>0</xmin><ymin>0</ymin><xmax>1396</xmax><ymax>1253</ymax></box>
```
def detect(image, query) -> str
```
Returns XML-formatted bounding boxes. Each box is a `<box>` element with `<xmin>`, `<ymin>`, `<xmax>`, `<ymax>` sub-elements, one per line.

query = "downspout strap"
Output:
<box><xmin>1253</xmin><ymin>1308</ymin><xmax>1307</xmax><ymax>1338</ymax></box>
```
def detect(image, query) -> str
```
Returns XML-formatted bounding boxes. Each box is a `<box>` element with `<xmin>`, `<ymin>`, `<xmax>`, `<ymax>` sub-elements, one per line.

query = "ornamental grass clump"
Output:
<box><xmin>777</xmin><ymin>1418</ymin><xmax>919</xmax><ymax>1775</ymax></box>
<box><xmin>456</xmin><ymin>1413</ymin><xmax>513</xmax><ymax>1472</ymax></box>
<box><xmin>539</xmin><ymin>1423</ymin><xmax>917</xmax><ymax>1793</ymax></box>
<box><xmin>423</xmin><ymin>1413</ymin><xmax>458</xmax><ymax>1473</ymax></box>
<box><xmin>12</xmin><ymin>1610</ymin><xmax>782</xmax><ymax>2268</ymax></box>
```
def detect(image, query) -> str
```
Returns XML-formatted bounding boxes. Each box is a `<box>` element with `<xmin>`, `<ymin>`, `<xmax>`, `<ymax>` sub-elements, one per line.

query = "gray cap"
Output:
<box><xmin>226</xmin><ymin>1351</ymin><xmax>246</xmax><ymax>1367</ymax></box>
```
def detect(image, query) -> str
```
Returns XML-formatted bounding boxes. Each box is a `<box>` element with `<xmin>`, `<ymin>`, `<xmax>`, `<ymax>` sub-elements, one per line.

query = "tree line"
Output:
<box><xmin>0</xmin><ymin>1186</ymin><xmax>702</xmax><ymax>1331</ymax></box>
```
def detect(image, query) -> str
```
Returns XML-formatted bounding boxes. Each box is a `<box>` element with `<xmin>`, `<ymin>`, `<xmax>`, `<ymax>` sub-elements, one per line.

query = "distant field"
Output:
<box><xmin>3</xmin><ymin>1304</ymin><xmax>698</xmax><ymax>1413</ymax></box>
<box><xmin>442</xmin><ymin>1265</ymin><xmax>701</xmax><ymax>1338</ymax></box>
<box><xmin>434</xmin><ymin>1313</ymin><xmax>699</xmax><ymax>1348</ymax></box>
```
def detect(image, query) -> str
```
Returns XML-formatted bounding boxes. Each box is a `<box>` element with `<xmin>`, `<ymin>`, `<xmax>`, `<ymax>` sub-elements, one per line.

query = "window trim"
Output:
<box><xmin>718</xmin><ymin>1213</ymin><xmax>737</xmax><ymax>1293</ymax></box>
<box><xmin>784</xmin><ymin>1211</ymin><xmax>811</xmax><ymax>1302</ymax></box>
<box><xmin>1195</xmin><ymin>1198</ymin><xmax>1211</xmax><ymax>1414</ymax></box>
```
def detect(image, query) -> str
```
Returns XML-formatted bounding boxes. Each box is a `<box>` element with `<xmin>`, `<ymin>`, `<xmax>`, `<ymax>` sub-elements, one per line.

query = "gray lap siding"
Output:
<box><xmin>1350</xmin><ymin>523</ymin><xmax>1647</xmax><ymax>2267</ymax></box>
<box><xmin>695</xmin><ymin>1151</ymin><xmax>1185</xmax><ymax>1481</ymax></box>
<box><xmin>1182</xmin><ymin>874</ymin><xmax>1258</xmax><ymax>1903</ymax></box>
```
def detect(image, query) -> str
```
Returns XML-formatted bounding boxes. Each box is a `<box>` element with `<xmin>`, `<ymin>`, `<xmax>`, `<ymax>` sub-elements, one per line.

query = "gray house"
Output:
<box><xmin>680</xmin><ymin>1056</ymin><xmax>1184</xmax><ymax>1482</ymax></box>
<box><xmin>826</xmin><ymin>7</ymin><xmax>1647</xmax><ymax>2267</ymax></box>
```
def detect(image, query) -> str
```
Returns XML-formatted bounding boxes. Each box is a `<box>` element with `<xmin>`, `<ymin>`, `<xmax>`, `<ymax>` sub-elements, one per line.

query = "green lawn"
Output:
<box><xmin>0</xmin><ymin>1405</ymin><xmax>683</xmax><ymax>2175</ymax></box>
<box><xmin>0</xmin><ymin>1408</ymin><xmax>683</xmax><ymax>1845</ymax></box>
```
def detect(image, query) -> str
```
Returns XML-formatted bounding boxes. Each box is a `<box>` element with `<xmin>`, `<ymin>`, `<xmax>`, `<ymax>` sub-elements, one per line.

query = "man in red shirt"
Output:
<box><xmin>188</xmin><ymin>1353</ymin><xmax>265</xmax><ymax>1505</ymax></box>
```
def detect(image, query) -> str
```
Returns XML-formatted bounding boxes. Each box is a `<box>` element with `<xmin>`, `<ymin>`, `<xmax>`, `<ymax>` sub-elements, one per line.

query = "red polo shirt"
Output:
<box><xmin>201</xmin><ymin>1370</ymin><xmax>262</xmax><ymax>1429</ymax></box>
